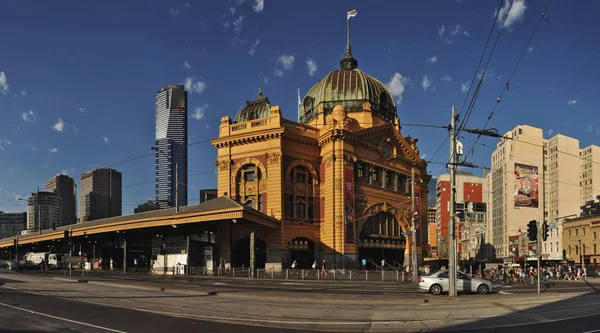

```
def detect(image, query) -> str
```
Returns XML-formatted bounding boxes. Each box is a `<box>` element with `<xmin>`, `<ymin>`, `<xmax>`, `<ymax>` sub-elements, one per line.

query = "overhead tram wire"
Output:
<box><xmin>456</xmin><ymin>0</ymin><xmax>506</xmax><ymax>131</ymax></box>
<box><xmin>457</xmin><ymin>0</ymin><xmax>514</xmax><ymax>137</ymax></box>
<box><xmin>462</xmin><ymin>0</ymin><xmax>555</xmax><ymax>163</ymax></box>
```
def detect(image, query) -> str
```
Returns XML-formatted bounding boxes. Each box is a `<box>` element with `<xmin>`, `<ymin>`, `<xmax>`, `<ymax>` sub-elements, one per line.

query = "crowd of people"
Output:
<box><xmin>473</xmin><ymin>264</ymin><xmax>599</xmax><ymax>284</ymax></box>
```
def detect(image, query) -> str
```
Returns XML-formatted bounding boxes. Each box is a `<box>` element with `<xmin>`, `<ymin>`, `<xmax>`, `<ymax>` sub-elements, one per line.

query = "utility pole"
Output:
<box><xmin>411</xmin><ymin>166</ymin><xmax>418</xmax><ymax>282</ymax></box>
<box><xmin>448</xmin><ymin>106</ymin><xmax>457</xmax><ymax>297</ymax></box>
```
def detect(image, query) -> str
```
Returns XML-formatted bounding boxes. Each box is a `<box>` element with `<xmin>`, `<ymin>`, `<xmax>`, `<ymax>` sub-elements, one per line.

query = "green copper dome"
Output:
<box><xmin>299</xmin><ymin>51</ymin><xmax>397</xmax><ymax>124</ymax></box>
<box><xmin>233</xmin><ymin>87</ymin><xmax>274</xmax><ymax>123</ymax></box>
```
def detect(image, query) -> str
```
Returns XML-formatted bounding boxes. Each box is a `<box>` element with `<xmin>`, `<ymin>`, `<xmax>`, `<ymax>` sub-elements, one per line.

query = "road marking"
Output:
<box><xmin>0</xmin><ymin>301</ymin><xmax>128</xmax><ymax>333</ymax></box>
<box><xmin>581</xmin><ymin>330</ymin><xmax>600</xmax><ymax>333</ymax></box>
<box><xmin>499</xmin><ymin>291</ymin><xmax>513</xmax><ymax>294</ymax></box>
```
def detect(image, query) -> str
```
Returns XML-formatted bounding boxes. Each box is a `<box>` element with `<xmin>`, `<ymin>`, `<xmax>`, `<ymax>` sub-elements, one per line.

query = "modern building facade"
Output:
<box><xmin>26</xmin><ymin>191</ymin><xmax>62</xmax><ymax>233</ymax></box>
<box><xmin>134</xmin><ymin>201</ymin><xmax>160</xmax><ymax>214</ymax></box>
<box><xmin>210</xmin><ymin>45</ymin><xmax>429</xmax><ymax>270</ymax></box>
<box><xmin>542</xmin><ymin>134</ymin><xmax>580</xmax><ymax>261</ymax></box>
<box><xmin>0</xmin><ymin>212</ymin><xmax>26</xmax><ymax>239</ymax></box>
<box><xmin>436</xmin><ymin>172</ymin><xmax>487</xmax><ymax>258</ymax></box>
<box><xmin>200</xmin><ymin>189</ymin><xmax>218</xmax><ymax>204</ymax></box>
<box><xmin>427</xmin><ymin>205</ymin><xmax>437</xmax><ymax>256</ymax></box>
<box><xmin>155</xmin><ymin>84</ymin><xmax>188</xmax><ymax>209</ymax></box>
<box><xmin>45</xmin><ymin>174</ymin><xmax>77</xmax><ymax>227</ymax></box>
<box><xmin>80</xmin><ymin>168</ymin><xmax>122</xmax><ymax>222</ymax></box>
<box><xmin>580</xmin><ymin>145</ymin><xmax>600</xmax><ymax>205</ymax></box>
<box><xmin>489</xmin><ymin>125</ymin><xmax>545</xmax><ymax>259</ymax></box>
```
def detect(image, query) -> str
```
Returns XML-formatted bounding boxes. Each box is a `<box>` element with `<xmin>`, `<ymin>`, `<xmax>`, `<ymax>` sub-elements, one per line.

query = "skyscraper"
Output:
<box><xmin>26</xmin><ymin>191</ymin><xmax>62</xmax><ymax>233</ymax></box>
<box><xmin>155</xmin><ymin>84</ymin><xmax>188</xmax><ymax>209</ymax></box>
<box><xmin>79</xmin><ymin>168</ymin><xmax>122</xmax><ymax>222</ymax></box>
<box><xmin>45</xmin><ymin>174</ymin><xmax>77</xmax><ymax>226</ymax></box>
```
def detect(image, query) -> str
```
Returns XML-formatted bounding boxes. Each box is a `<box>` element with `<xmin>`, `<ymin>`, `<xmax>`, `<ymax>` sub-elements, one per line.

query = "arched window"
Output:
<box><xmin>285</xmin><ymin>164</ymin><xmax>316</xmax><ymax>221</ymax></box>
<box><xmin>360</xmin><ymin>212</ymin><xmax>401</xmax><ymax>237</ymax></box>
<box><xmin>236</xmin><ymin>163</ymin><xmax>264</xmax><ymax>212</ymax></box>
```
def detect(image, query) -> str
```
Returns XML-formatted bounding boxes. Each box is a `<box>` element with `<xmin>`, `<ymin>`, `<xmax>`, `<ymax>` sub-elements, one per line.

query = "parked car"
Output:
<box><xmin>0</xmin><ymin>259</ymin><xmax>7</xmax><ymax>268</ymax></box>
<box><xmin>419</xmin><ymin>270</ymin><xmax>494</xmax><ymax>295</ymax></box>
<box><xmin>17</xmin><ymin>260</ymin><xmax>39</xmax><ymax>270</ymax></box>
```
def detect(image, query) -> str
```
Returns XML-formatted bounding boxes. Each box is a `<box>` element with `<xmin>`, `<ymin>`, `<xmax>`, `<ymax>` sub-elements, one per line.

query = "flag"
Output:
<box><xmin>347</xmin><ymin>9</ymin><xmax>358</xmax><ymax>20</ymax></box>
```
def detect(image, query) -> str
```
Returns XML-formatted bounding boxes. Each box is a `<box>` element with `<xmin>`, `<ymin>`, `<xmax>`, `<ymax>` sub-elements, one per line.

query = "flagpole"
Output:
<box><xmin>346</xmin><ymin>8</ymin><xmax>351</xmax><ymax>52</ymax></box>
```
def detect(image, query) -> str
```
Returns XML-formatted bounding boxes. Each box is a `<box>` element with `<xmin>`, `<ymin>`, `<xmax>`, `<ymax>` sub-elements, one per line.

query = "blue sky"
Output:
<box><xmin>0</xmin><ymin>0</ymin><xmax>598</xmax><ymax>214</ymax></box>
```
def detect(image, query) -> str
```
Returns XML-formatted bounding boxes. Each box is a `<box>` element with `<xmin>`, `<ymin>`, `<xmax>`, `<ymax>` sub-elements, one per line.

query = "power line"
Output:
<box><xmin>462</xmin><ymin>0</ymin><xmax>554</xmax><ymax>162</ymax></box>
<box><xmin>458</xmin><ymin>0</ymin><xmax>513</xmax><ymax>137</ymax></box>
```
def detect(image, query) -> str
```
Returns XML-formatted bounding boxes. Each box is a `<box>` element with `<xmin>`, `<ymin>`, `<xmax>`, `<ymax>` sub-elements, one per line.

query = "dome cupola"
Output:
<box><xmin>233</xmin><ymin>87</ymin><xmax>274</xmax><ymax>123</ymax></box>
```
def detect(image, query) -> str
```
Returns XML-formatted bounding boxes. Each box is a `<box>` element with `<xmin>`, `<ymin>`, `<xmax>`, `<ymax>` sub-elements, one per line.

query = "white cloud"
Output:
<box><xmin>306</xmin><ymin>58</ymin><xmax>317</xmax><ymax>76</ymax></box>
<box><xmin>21</xmin><ymin>90</ymin><xmax>26</xmax><ymax>96</ymax></box>
<box><xmin>3</xmin><ymin>139</ymin><xmax>11</xmax><ymax>145</ymax></box>
<box><xmin>441</xmin><ymin>75</ymin><xmax>452</xmax><ymax>82</ymax></box>
<box><xmin>25</xmin><ymin>144</ymin><xmax>36</xmax><ymax>151</ymax></box>
<box><xmin>586</xmin><ymin>124</ymin><xmax>594</xmax><ymax>133</ymax></box>
<box><xmin>387</xmin><ymin>72</ymin><xmax>410</xmax><ymax>104</ymax></box>
<box><xmin>422</xmin><ymin>75</ymin><xmax>432</xmax><ymax>91</ymax></box>
<box><xmin>461</xmin><ymin>81</ymin><xmax>471</xmax><ymax>93</ymax></box>
<box><xmin>568</xmin><ymin>100</ymin><xmax>577</xmax><ymax>105</ymax></box>
<box><xmin>72</xmin><ymin>126</ymin><xmax>79</xmax><ymax>135</ymax></box>
<box><xmin>222</xmin><ymin>20</ymin><xmax>230</xmax><ymax>28</ymax></box>
<box><xmin>184</xmin><ymin>76</ymin><xmax>208</xmax><ymax>94</ymax></box>
<box><xmin>22</xmin><ymin>110</ymin><xmax>37</xmax><ymax>122</ymax></box>
<box><xmin>0</xmin><ymin>72</ymin><xmax>8</xmax><ymax>94</ymax></box>
<box><xmin>78</xmin><ymin>107</ymin><xmax>87</xmax><ymax>113</ymax></box>
<box><xmin>182</xmin><ymin>60</ymin><xmax>191</xmax><ymax>69</ymax></box>
<box><xmin>438</xmin><ymin>25</ymin><xmax>446</xmax><ymax>37</ymax></box>
<box><xmin>205</xmin><ymin>124</ymin><xmax>210</xmax><ymax>129</ymax></box>
<box><xmin>277</xmin><ymin>54</ymin><xmax>295</xmax><ymax>70</ymax></box>
<box><xmin>477</xmin><ymin>70</ymin><xmax>495</xmax><ymax>80</ymax></box>
<box><xmin>169</xmin><ymin>8</ymin><xmax>179</xmax><ymax>15</ymax></box>
<box><xmin>546</xmin><ymin>129</ymin><xmax>554</xmax><ymax>137</ymax></box>
<box><xmin>252</xmin><ymin>0</ymin><xmax>264</xmax><ymax>13</ymax></box>
<box><xmin>248</xmin><ymin>39</ymin><xmax>261</xmax><ymax>56</ymax></box>
<box><xmin>264</xmin><ymin>76</ymin><xmax>269</xmax><ymax>84</ymax></box>
<box><xmin>49</xmin><ymin>147</ymin><xmax>58</xmax><ymax>153</ymax></box>
<box><xmin>229</xmin><ymin>6</ymin><xmax>236</xmax><ymax>15</ymax></box>
<box><xmin>52</xmin><ymin>118</ymin><xmax>65</xmax><ymax>132</ymax></box>
<box><xmin>528</xmin><ymin>47</ymin><xmax>534</xmax><ymax>54</ymax></box>
<box><xmin>420</xmin><ymin>153</ymin><xmax>427</xmax><ymax>160</ymax></box>
<box><xmin>496</xmin><ymin>0</ymin><xmax>527</xmax><ymax>28</ymax></box>
<box><xmin>463</xmin><ymin>30</ymin><xmax>470</xmax><ymax>36</ymax></box>
<box><xmin>184</xmin><ymin>3</ymin><xmax>191</xmax><ymax>8</ymax></box>
<box><xmin>451</xmin><ymin>25</ymin><xmax>463</xmax><ymax>36</ymax></box>
<box><xmin>102</xmin><ymin>136</ymin><xmax>110</xmax><ymax>144</ymax></box>
<box><xmin>273</xmin><ymin>68</ymin><xmax>284</xmax><ymax>78</ymax></box>
<box><xmin>61</xmin><ymin>169</ymin><xmax>69</xmax><ymax>176</ymax></box>
<box><xmin>444</xmin><ymin>38</ymin><xmax>454</xmax><ymax>45</ymax></box>
<box><xmin>192</xmin><ymin>104</ymin><xmax>209</xmax><ymax>120</ymax></box>
<box><xmin>426</xmin><ymin>56</ymin><xmax>438</xmax><ymax>64</ymax></box>
<box><xmin>232</xmin><ymin>16</ymin><xmax>244</xmax><ymax>33</ymax></box>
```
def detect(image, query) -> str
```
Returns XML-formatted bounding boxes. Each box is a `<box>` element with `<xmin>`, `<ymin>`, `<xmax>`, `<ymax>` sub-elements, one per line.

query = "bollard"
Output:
<box><xmin>333</xmin><ymin>269</ymin><xmax>336</xmax><ymax>280</ymax></box>
<box><xmin>302</xmin><ymin>269</ymin><xmax>305</xmax><ymax>280</ymax></box>
<box><xmin>350</xmin><ymin>270</ymin><xmax>352</xmax><ymax>281</ymax></box>
<box><xmin>286</xmin><ymin>269</ymin><xmax>288</xmax><ymax>280</ymax></box>
<box><xmin>233</xmin><ymin>267</ymin><xmax>235</xmax><ymax>277</ymax></box>
<box><xmin>396</xmin><ymin>270</ymin><xmax>399</xmax><ymax>282</ymax></box>
<box><xmin>366</xmin><ymin>270</ymin><xmax>368</xmax><ymax>281</ymax></box>
<box><xmin>382</xmin><ymin>269</ymin><xmax>384</xmax><ymax>281</ymax></box>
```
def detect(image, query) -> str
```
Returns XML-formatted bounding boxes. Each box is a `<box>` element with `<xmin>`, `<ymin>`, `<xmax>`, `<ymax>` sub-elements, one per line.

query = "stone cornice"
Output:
<box><xmin>211</xmin><ymin>128</ymin><xmax>284</xmax><ymax>149</ymax></box>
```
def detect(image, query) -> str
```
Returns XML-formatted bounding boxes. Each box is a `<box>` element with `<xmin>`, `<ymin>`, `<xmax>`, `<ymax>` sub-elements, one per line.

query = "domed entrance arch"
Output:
<box><xmin>288</xmin><ymin>237</ymin><xmax>315</xmax><ymax>269</ymax></box>
<box><xmin>356</xmin><ymin>203</ymin><xmax>411</xmax><ymax>269</ymax></box>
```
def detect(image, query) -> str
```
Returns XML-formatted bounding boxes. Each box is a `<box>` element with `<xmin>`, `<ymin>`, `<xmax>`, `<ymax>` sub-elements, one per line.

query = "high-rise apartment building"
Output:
<box><xmin>490</xmin><ymin>125</ymin><xmax>544</xmax><ymax>259</ymax></box>
<box><xmin>0</xmin><ymin>212</ymin><xmax>27</xmax><ymax>238</ymax></box>
<box><xmin>489</xmin><ymin>125</ymin><xmax>581</xmax><ymax>260</ymax></box>
<box><xmin>542</xmin><ymin>134</ymin><xmax>580</xmax><ymax>261</ymax></box>
<box><xmin>155</xmin><ymin>84</ymin><xmax>188</xmax><ymax>209</ymax></box>
<box><xmin>45</xmin><ymin>174</ymin><xmax>77</xmax><ymax>227</ymax></box>
<box><xmin>580</xmin><ymin>145</ymin><xmax>600</xmax><ymax>205</ymax></box>
<box><xmin>26</xmin><ymin>191</ymin><xmax>62</xmax><ymax>233</ymax></box>
<box><xmin>79</xmin><ymin>168</ymin><xmax>122</xmax><ymax>222</ymax></box>
<box><xmin>427</xmin><ymin>205</ymin><xmax>437</xmax><ymax>256</ymax></box>
<box><xmin>436</xmin><ymin>172</ymin><xmax>487</xmax><ymax>258</ymax></box>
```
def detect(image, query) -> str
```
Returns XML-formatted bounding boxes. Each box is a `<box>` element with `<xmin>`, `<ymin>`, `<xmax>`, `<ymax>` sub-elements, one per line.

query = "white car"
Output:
<box><xmin>419</xmin><ymin>270</ymin><xmax>493</xmax><ymax>295</ymax></box>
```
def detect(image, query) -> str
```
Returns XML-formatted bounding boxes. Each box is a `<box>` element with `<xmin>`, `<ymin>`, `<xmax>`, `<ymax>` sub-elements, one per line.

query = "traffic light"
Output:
<box><xmin>542</xmin><ymin>221</ymin><xmax>550</xmax><ymax>241</ymax></box>
<box><xmin>527</xmin><ymin>220</ymin><xmax>537</xmax><ymax>241</ymax></box>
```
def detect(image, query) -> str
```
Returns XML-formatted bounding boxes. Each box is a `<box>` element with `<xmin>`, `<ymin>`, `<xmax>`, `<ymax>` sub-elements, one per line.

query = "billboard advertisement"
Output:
<box><xmin>514</xmin><ymin>163</ymin><xmax>539</xmax><ymax>208</ymax></box>
<box><xmin>344</xmin><ymin>168</ymin><xmax>355</xmax><ymax>243</ymax></box>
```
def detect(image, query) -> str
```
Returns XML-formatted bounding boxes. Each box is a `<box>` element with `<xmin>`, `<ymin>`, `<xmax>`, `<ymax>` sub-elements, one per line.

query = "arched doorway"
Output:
<box><xmin>288</xmin><ymin>238</ymin><xmax>314</xmax><ymax>269</ymax></box>
<box><xmin>232</xmin><ymin>238</ymin><xmax>267</xmax><ymax>269</ymax></box>
<box><xmin>358</xmin><ymin>211</ymin><xmax>406</xmax><ymax>268</ymax></box>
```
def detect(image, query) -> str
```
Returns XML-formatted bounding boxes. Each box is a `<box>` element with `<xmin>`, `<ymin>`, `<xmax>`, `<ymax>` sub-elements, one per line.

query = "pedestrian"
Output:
<box><xmin>291</xmin><ymin>260</ymin><xmax>297</xmax><ymax>269</ymax></box>
<box><xmin>321</xmin><ymin>260</ymin><xmax>327</xmax><ymax>276</ymax></box>
<box><xmin>150</xmin><ymin>258</ymin><xmax>155</xmax><ymax>273</ymax></box>
<box><xmin>381</xmin><ymin>259</ymin><xmax>386</xmax><ymax>269</ymax></box>
<box><xmin>361</xmin><ymin>258</ymin><xmax>366</xmax><ymax>270</ymax></box>
<box><xmin>109</xmin><ymin>258</ymin><xmax>114</xmax><ymax>271</ymax></box>
<box><xmin>219</xmin><ymin>257</ymin><xmax>226</xmax><ymax>274</ymax></box>
<box><xmin>133</xmin><ymin>258</ymin><xmax>138</xmax><ymax>272</ymax></box>
<box><xmin>312</xmin><ymin>260</ymin><xmax>317</xmax><ymax>270</ymax></box>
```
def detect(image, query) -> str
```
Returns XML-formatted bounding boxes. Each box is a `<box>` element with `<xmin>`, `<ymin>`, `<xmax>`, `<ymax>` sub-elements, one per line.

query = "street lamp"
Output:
<box><xmin>150</xmin><ymin>146</ymin><xmax>179</xmax><ymax>213</ymax></box>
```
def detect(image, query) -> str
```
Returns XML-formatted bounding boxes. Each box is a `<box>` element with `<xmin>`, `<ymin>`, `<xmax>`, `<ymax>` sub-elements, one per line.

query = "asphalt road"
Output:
<box><xmin>0</xmin><ymin>285</ymin><xmax>315</xmax><ymax>333</ymax></box>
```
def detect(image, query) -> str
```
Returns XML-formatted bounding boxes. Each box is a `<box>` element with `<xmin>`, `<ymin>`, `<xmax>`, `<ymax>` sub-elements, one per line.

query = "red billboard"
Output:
<box><xmin>514</xmin><ymin>163</ymin><xmax>539</xmax><ymax>208</ymax></box>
